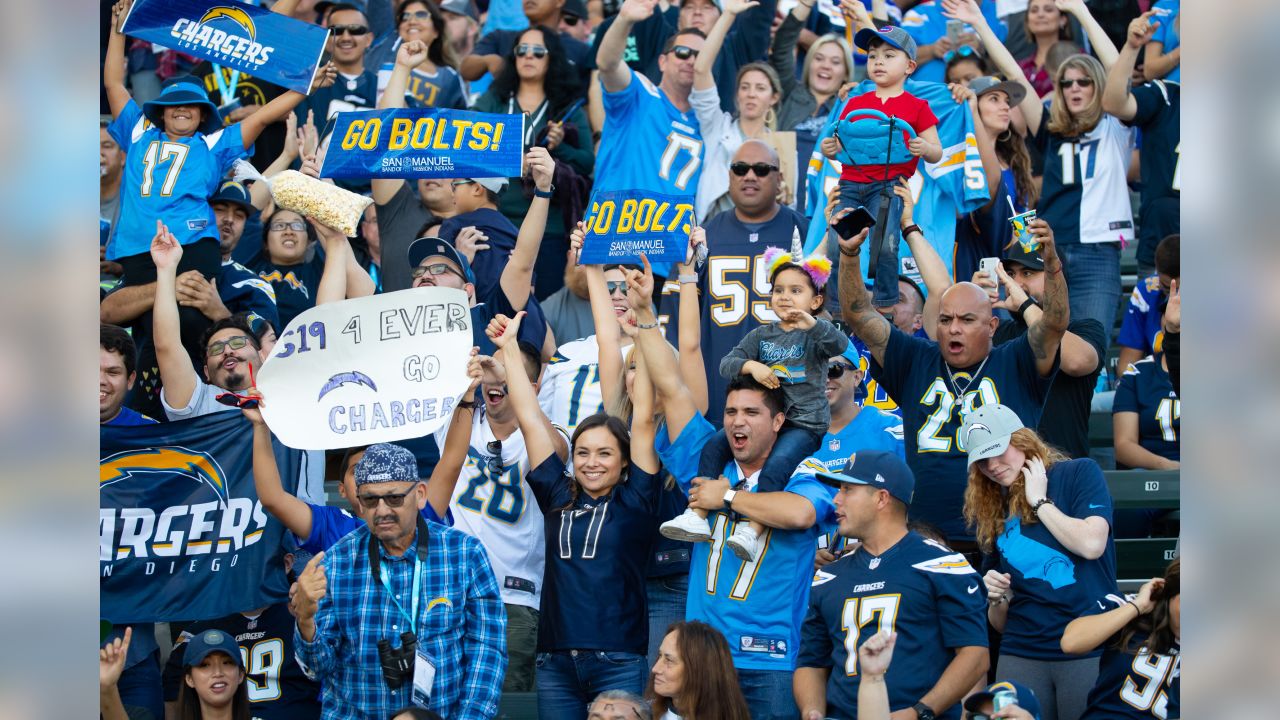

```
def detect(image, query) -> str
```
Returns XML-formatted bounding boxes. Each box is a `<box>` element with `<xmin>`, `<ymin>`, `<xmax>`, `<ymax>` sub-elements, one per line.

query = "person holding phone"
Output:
<box><xmin>901</xmin><ymin>0</ymin><xmax>1006</xmax><ymax>84</ymax></box>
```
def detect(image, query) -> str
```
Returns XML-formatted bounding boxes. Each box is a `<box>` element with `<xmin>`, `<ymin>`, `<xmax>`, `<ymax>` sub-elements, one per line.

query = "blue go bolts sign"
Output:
<box><xmin>578</xmin><ymin>189</ymin><xmax>694</xmax><ymax>265</ymax></box>
<box><xmin>121</xmin><ymin>0</ymin><xmax>331</xmax><ymax>95</ymax></box>
<box><xmin>320</xmin><ymin>108</ymin><xmax>525</xmax><ymax>180</ymax></box>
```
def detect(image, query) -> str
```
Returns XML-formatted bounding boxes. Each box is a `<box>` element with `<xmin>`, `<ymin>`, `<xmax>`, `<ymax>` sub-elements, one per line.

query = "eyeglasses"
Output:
<box><xmin>605</xmin><ymin>280</ymin><xmax>627</xmax><ymax>296</ymax></box>
<box><xmin>563</xmin><ymin>15</ymin><xmax>581</xmax><ymax>26</ymax></box>
<box><xmin>485</xmin><ymin>439</ymin><xmax>504</xmax><ymax>474</ymax></box>
<box><xmin>269</xmin><ymin>220</ymin><xmax>306</xmax><ymax>232</ymax></box>
<box><xmin>668</xmin><ymin>45</ymin><xmax>699</xmax><ymax>61</ymax></box>
<box><xmin>1060</xmin><ymin>77</ymin><xmax>1095</xmax><ymax>89</ymax></box>
<box><xmin>412</xmin><ymin>263</ymin><xmax>464</xmax><ymax>280</ymax></box>
<box><xmin>356</xmin><ymin>487</ymin><xmax>416</xmax><ymax>510</ymax></box>
<box><xmin>827</xmin><ymin>362</ymin><xmax>855</xmax><ymax>379</ymax></box>
<box><xmin>943</xmin><ymin>45</ymin><xmax>976</xmax><ymax>64</ymax></box>
<box><xmin>207</xmin><ymin>335</ymin><xmax>252</xmax><ymax>358</ymax></box>
<box><xmin>330</xmin><ymin>24</ymin><xmax>370</xmax><ymax>36</ymax></box>
<box><xmin>730</xmin><ymin>162</ymin><xmax>779</xmax><ymax>177</ymax></box>
<box><xmin>450</xmin><ymin>179</ymin><xmax>476</xmax><ymax>188</ymax></box>
<box><xmin>515</xmin><ymin>44</ymin><xmax>548</xmax><ymax>59</ymax></box>
<box><xmin>399</xmin><ymin>10</ymin><xmax>432</xmax><ymax>22</ymax></box>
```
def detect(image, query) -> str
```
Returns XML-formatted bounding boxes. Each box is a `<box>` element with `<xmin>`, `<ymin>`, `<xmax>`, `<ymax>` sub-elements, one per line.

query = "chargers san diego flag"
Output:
<box><xmin>100</xmin><ymin>412</ymin><xmax>300</xmax><ymax>623</ymax></box>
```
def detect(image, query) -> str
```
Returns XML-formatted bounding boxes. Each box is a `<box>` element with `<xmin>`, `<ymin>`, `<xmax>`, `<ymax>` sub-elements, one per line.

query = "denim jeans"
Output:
<box><xmin>535</xmin><ymin>649</ymin><xmax>648</xmax><ymax>720</ymax></box>
<box><xmin>698</xmin><ymin>426</ymin><xmax>824</xmax><ymax>494</ymax></box>
<box><xmin>838</xmin><ymin>178</ymin><xmax>904</xmax><ymax>308</ymax></box>
<box><xmin>1057</xmin><ymin>241</ymin><xmax>1121</xmax><ymax>353</ymax></box>
<box><xmin>737</xmin><ymin>667</ymin><xmax>800</xmax><ymax>719</ymax></box>
<box><xmin>646</xmin><ymin>574</ymin><xmax>690</xmax><ymax>668</ymax></box>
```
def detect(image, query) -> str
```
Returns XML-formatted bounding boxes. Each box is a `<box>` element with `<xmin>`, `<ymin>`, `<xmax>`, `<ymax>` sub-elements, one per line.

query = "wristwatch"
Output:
<box><xmin>723</xmin><ymin>488</ymin><xmax>738</xmax><ymax>509</ymax></box>
<box><xmin>912</xmin><ymin>702</ymin><xmax>936</xmax><ymax>720</ymax></box>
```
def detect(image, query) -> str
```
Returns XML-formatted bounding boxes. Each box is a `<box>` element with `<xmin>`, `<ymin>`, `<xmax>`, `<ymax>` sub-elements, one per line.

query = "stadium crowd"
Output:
<box><xmin>99</xmin><ymin>0</ymin><xmax>1182</xmax><ymax>718</ymax></box>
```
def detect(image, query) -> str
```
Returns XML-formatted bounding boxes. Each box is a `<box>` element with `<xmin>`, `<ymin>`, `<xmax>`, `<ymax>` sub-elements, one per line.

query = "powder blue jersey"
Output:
<box><xmin>1082</xmin><ymin>595</ymin><xmax>1181</xmax><ymax>719</ymax></box>
<box><xmin>798</xmin><ymin>532</ymin><xmax>989</xmax><ymax>719</ymax></box>
<box><xmin>106</xmin><ymin>99</ymin><xmax>247</xmax><ymax>260</ymax></box>
<box><xmin>659</xmin><ymin>413</ymin><xmax>837</xmax><ymax>671</ymax></box>
<box><xmin>812</xmin><ymin>407</ymin><xmax>905</xmax><ymax>556</ymax></box>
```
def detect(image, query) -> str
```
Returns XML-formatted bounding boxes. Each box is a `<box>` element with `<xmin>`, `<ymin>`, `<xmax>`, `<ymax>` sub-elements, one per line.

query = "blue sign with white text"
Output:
<box><xmin>578</xmin><ymin>189</ymin><xmax>693</xmax><ymax>265</ymax></box>
<box><xmin>320</xmin><ymin>108</ymin><xmax>525</xmax><ymax>180</ymax></box>
<box><xmin>122</xmin><ymin>0</ymin><xmax>330</xmax><ymax>94</ymax></box>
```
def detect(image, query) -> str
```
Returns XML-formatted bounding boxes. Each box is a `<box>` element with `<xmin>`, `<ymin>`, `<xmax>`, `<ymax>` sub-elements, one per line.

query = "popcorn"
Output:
<box><xmin>231</xmin><ymin>162</ymin><xmax>372</xmax><ymax>237</ymax></box>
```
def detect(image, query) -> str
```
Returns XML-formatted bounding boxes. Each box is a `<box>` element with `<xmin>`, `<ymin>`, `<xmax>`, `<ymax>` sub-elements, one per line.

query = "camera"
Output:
<box><xmin>377</xmin><ymin>631</ymin><xmax>418</xmax><ymax>689</ymax></box>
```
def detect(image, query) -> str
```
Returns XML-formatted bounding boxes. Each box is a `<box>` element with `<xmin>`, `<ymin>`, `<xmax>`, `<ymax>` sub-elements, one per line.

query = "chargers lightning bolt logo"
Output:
<box><xmin>100</xmin><ymin>447</ymin><xmax>230</xmax><ymax>508</ymax></box>
<box><xmin>317</xmin><ymin>371</ymin><xmax>378</xmax><ymax>401</ymax></box>
<box><xmin>198</xmin><ymin>6</ymin><xmax>257</xmax><ymax>40</ymax></box>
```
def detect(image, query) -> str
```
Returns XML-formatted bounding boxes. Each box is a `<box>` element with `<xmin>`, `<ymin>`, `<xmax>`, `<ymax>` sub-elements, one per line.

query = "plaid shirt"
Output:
<box><xmin>295</xmin><ymin>522</ymin><xmax>506</xmax><ymax>720</ymax></box>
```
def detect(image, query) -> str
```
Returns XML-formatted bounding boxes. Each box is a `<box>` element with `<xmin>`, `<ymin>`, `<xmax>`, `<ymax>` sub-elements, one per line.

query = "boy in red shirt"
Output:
<box><xmin>822</xmin><ymin>22</ymin><xmax>943</xmax><ymax>308</ymax></box>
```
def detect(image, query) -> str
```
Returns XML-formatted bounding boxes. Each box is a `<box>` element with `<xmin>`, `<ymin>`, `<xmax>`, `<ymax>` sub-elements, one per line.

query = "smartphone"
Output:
<box><xmin>946</xmin><ymin>19</ymin><xmax>966</xmax><ymax>47</ymax></box>
<box><xmin>834</xmin><ymin>206</ymin><xmax>876</xmax><ymax>240</ymax></box>
<box><xmin>979</xmin><ymin>257</ymin><xmax>1005</xmax><ymax>301</ymax></box>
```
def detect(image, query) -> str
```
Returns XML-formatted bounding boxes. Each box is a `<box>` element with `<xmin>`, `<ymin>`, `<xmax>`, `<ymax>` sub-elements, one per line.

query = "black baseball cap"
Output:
<box><xmin>816</xmin><ymin>450</ymin><xmax>916</xmax><ymax>505</ymax></box>
<box><xmin>1003</xmin><ymin>240</ymin><xmax>1044</xmax><ymax>272</ymax></box>
<box><xmin>209</xmin><ymin>180</ymin><xmax>253</xmax><ymax>212</ymax></box>
<box><xmin>407</xmin><ymin>236</ymin><xmax>476</xmax><ymax>284</ymax></box>
<box><xmin>562</xmin><ymin>0</ymin><xmax>588</xmax><ymax>19</ymax></box>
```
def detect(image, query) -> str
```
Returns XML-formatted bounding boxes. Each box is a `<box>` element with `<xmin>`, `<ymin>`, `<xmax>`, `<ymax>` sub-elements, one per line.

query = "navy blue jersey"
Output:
<box><xmin>1033</xmin><ymin>113</ymin><xmax>1135</xmax><ymax>246</ymax></box>
<box><xmin>220</xmin><ymin>259</ymin><xmax>280</xmax><ymax>329</ymax></box>
<box><xmin>438</xmin><ymin>209</ymin><xmax>519</xmax><ymax>305</ymax></box>
<box><xmin>658</xmin><ymin>205</ymin><xmax>809</xmax><ymax>422</ymax></box>
<box><xmin>1126</xmin><ymin>81</ymin><xmax>1180</xmax><ymax>250</ymax></box>
<box><xmin>1113</xmin><ymin>354</ymin><xmax>1180</xmax><ymax>465</ymax></box>
<box><xmin>248</xmin><ymin>254</ymin><xmax>325</xmax><ymax>329</ymax></box>
<box><xmin>870</xmin><ymin>328</ymin><xmax>1056</xmax><ymax>538</ymax></box>
<box><xmin>1083</xmin><ymin>609</ymin><xmax>1181</xmax><ymax>719</ymax></box>
<box><xmin>164</xmin><ymin>603</ymin><xmax>321</xmax><ymax>720</ymax></box>
<box><xmin>526</xmin><ymin>455</ymin><xmax>661</xmax><ymax>655</ymax></box>
<box><xmin>798</xmin><ymin>532</ymin><xmax>988</xmax><ymax>719</ymax></box>
<box><xmin>300</xmin><ymin>503</ymin><xmax>446</xmax><ymax>555</ymax></box>
<box><xmin>993</xmin><ymin>458</ymin><xmax>1119</xmax><ymax>660</ymax></box>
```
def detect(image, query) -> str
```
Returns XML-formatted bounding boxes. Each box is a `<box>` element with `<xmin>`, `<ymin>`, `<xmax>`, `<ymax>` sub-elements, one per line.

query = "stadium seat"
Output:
<box><xmin>1105</xmin><ymin>470</ymin><xmax>1180</xmax><ymax>509</ymax></box>
<box><xmin>1115</xmin><ymin>538</ymin><xmax>1178</xmax><ymax>592</ymax></box>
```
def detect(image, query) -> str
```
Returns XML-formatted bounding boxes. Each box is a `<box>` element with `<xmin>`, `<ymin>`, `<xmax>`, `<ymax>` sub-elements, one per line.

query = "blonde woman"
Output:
<box><xmin>961</xmin><ymin>403</ymin><xmax>1119</xmax><ymax>720</ymax></box>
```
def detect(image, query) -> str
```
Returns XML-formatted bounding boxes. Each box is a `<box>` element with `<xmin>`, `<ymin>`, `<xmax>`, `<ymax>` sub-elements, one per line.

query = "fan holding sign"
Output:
<box><xmin>578</xmin><ymin>189</ymin><xmax>696</xmax><ymax>266</ymax></box>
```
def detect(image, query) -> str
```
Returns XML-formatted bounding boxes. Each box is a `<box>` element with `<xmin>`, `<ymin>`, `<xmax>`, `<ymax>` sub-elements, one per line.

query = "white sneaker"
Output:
<box><xmin>660</xmin><ymin>508</ymin><xmax>712</xmax><ymax>543</ymax></box>
<box><xmin>726</xmin><ymin>524</ymin><xmax>761</xmax><ymax>562</ymax></box>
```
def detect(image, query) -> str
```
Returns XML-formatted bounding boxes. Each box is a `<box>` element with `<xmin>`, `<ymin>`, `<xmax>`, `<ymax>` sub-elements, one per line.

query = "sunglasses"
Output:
<box><xmin>330</xmin><ymin>24</ymin><xmax>370</xmax><ymax>36</ymax></box>
<box><xmin>943</xmin><ymin>45</ymin><xmax>976</xmax><ymax>64</ymax></box>
<box><xmin>356</xmin><ymin>487</ymin><xmax>416</xmax><ymax>510</ymax></box>
<box><xmin>485</xmin><ymin>439</ymin><xmax>504</xmax><ymax>474</ymax></box>
<box><xmin>827</xmin><ymin>362</ymin><xmax>855</xmax><ymax>379</ymax></box>
<box><xmin>207</xmin><ymin>335</ymin><xmax>252</xmax><ymax>358</ymax></box>
<box><xmin>515</xmin><ymin>43</ymin><xmax>548</xmax><ymax>59</ymax></box>
<box><xmin>563</xmin><ymin>15</ymin><xmax>581</xmax><ymax>26</ymax></box>
<box><xmin>606</xmin><ymin>280</ymin><xmax>627</xmax><ymax>295</ymax></box>
<box><xmin>730</xmin><ymin>162</ymin><xmax>778</xmax><ymax>177</ymax></box>
<box><xmin>399</xmin><ymin>10</ymin><xmax>432</xmax><ymax>22</ymax></box>
<box><xmin>1060</xmin><ymin>77</ymin><xmax>1095</xmax><ymax>89</ymax></box>
<box><xmin>668</xmin><ymin>45</ymin><xmax>699</xmax><ymax>60</ymax></box>
<box><xmin>269</xmin><ymin>220</ymin><xmax>307</xmax><ymax>232</ymax></box>
<box><xmin>214</xmin><ymin>362</ymin><xmax>258</xmax><ymax>408</ymax></box>
<box><xmin>412</xmin><ymin>263</ymin><xmax>464</xmax><ymax>280</ymax></box>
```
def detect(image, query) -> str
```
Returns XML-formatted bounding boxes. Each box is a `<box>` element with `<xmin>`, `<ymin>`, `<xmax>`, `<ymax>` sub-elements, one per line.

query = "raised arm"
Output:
<box><xmin>240</xmin><ymin>61</ymin><xmax>335</xmax><ymax>150</ymax></box>
<box><xmin>630</xmin><ymin>255</ymin><xmax>700</xmax><ymax>440</ymax></box>
<box><xmin>834</xmin><ymin>219</ymin><xmax>891</xmax><ymax>365</ymax></box>
<box><xmin>1056</xmin><ymin>0</ymin><xmax>1119</xmax><ymax>70</ymax></box>
<box><xmin>942</xmin><ymin>0</ymin><xmax>1043</xmax><ymax>135</ymax></box>
<box><xmin>569</xmin><ymin>222</ymin><xmax>628</xmax><ymax>411</ymax></box>
<box><xmin>695</xmin><ymin>0</ymin><xmax>757</xmax><ymax>91</ymax></box>
<box><xmin>628</xmin><ymin>347</ymin><xmax>660</xmax><ymax>474</ymax></box>
<box><xmin>500</xmin><ymin>148</ymin><xmax>554</xmax><ymax>310</ymax></box>
<box><xmin>99</xmin><ymin>627</ymin><xmax>132</xmax><ymax>720</ymax></box>
<box><xmin>371</xmin><ymin>41</ymin><xmax>428</xmax><ymax>204</ymax></box>
<box><xmin>598</xmin><ymin>0</ymin><xmax>658</xmax><ymax>93</ymax></box>
<box><xmin>674</xmin><ymin>226</ymin><xmax>709</xmax><ymax>414</ymax></box>
<box><xmin>1022</xmin><ymin>220</ymin><xmax>1068</xmax><ymax>377</ymax></box>
<box><xmin>149</xmin><ymin>222</ymin><xmax>200</xmax><ymax>410</ymax></box>
<box><xmin>250</xmin><ymin>112</ymin><xmax>302</xmax><ymax>210</ymax></box>
<box><xmin>1102</xmin><ymin>12</ymin><xmax>1161</xmax><ymax>122</ymax></box>
<box><xmin>242</xmin><ymin>389</ymin><xmax>314</xmax><ymax>540</ymax></box>
<box><xmin>425</xmin><ymin>352</ymin><xmax>481</xmax><ymax>518</ymax></box>
<box><xmin>769</xmin><ymin>1</ymin><xmax>812</xmax><ymax>99</ymax></box>
<box><xmin>103</xmin><ymin>0</ymin><xmax>133</xmax><ymax>118</ymax></box>
<box><xmin>949</xmin><ymin>83</ymin><xmax>1003</xmax><ymax>203</ymax></box>
<box><xmin>855</xmin><ymin>631</ymin><xmax>896</xmax><ymax>720</ymax></box>
<box><xmin>891</xmin><ymin>179</ymin><xmax>950</xmax><ymax>339</ymax></box>
<box><xmin>1062</xmin><ymin>577</ymin><xmax>1162</xmax><ymax>654</ymax></box>
<box><xmin>490</xmin><ymin>313</ymin><xmax>559</xmax><ymax>468</ymax></box>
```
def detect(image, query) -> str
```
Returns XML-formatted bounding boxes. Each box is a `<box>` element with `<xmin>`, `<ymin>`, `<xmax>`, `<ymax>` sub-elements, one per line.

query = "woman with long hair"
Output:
<box><xmin>1062</xmin><ymin>558</ymin><xmax>1180</xmax><ymax>718</ymax></box>
<box><xmin>692</xmin><ymin>0</ymin><xmax>784</xmax><ymax>221</ymax></box>
<box><xmin>961</xmin><ymin>404</ymin><xmax>1118</xmax><ymax>720</ymax></box>
<box><xmin>490</xmin><ymin>310</ymin><xmax>665</xmax><ymax>720</ymax></box>
<box><xmin>1018</xmin><ymin>0</ymin><xmax>1076</xmax><ymax>97</ymax></box>
<box><xmin>646</xmin><ymin>621</ymin><xmax>751</xmax><ymax>720</ymax></box>
<box><xmin>474</xmin><ymin>25</ymin><xmax>594</xmax><ymax>300</ymax></box>
<box><xmin>373</xmin><ymin>0</ymin><xmax>466</xmax><ymax>109</ymax></box>
<box><xmin>175</xmin><ymin>630</ymin><xmax>251</xmax><ymax>720</ymax></box>
<box><xmin>947</xmin><ymin>0</ymin><xmax>1131</xmax><ymax>345</ymax></box>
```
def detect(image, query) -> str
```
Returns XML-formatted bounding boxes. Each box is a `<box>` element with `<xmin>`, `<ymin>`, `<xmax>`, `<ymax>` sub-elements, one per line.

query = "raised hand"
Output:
<box><xmin>396</xmin><ymin>39</ymin><xmax>430</xmax><ymax>69</ymax></box>
<box><xmin>1162</xmin><ymin>278</ymin><xmax>1180</xmax><ymax>333</ymax></box>
<box><xmin>100</xmin><ymin>626</ymin><xmax>132</xmax><ymax>690</ymax></box>
<box><xmin>625</xmin><ymin>254</ymin><xmax>656</xmax><ymax>308</ymax></box>
<box><xmin>1134</xmin><ymin>576</ymin><xmax>1166</xmax><ymax>614</ymax></box>
<box><xmin>150</xmin><ymin>220</ymin><xmax>182</xmax><ymax>270</ymax></box>
<box><xmin>948</xmin><ymin>81</ymin><xmax>978</xmax><ymax>107</ymax></box>
<box><xmin>1021</xmin><ymin>456</ymin><xmax>1049</xmax><ymax>504</ymax></box>
<box><xmin>619</xmin><ymin>0</ymin><xmax>660</xmax><ymax>23</ymax></box>
<box><xmin>1126</xmin><ymin>10</ymin><xmax>1163</xmax><ymax>49</ymax></box>
<box><xmin>857</xmin><ymin>630</ymin><xmax>897</xmax><ymax>678</ymax></box>
<box><xmin>723</xmin><ymin>0</ymin><xmax>761</xmax><ymax>17</ymax></box>
<box><xmin>525</xmin><ymin>146</ymin><xmax>555</xmax><ymax>192</ymax></box>
<box><xmin>941</xmin><ymin>0</ymin><xmax>984</xmax><ymax>27</ymax></box>
<box><xmin>486</xmin><ymin>312</ymin><xmax>525</xmax><ymax>349</ymax></box>
<box><xmin>569</xmin><ymin>220</ymin><xmax>588</xmax><ymax>264</ymax></box>
<box><xmin>1054</xmin><ymin>0</ymin><xmax>1087</xmax><ymax>18</ymax></box>
<box><xmin>292</xmin><ymin>551</ymin><xmax>327</xmax><ymax>620</ymax></box>
<box><xmin>111</xmin><ymin>0</ymin><xmax>132</xmax><ymax>33</ymax></box>
<box><xmin>468</xmin><ymin>353</ymin><xmax>506</xmax><ymax>387</ymax></box>
<box><xmin>308</xmin><ymin>216</ymin><xmax>349</xmax><ymax>245</ymax></box>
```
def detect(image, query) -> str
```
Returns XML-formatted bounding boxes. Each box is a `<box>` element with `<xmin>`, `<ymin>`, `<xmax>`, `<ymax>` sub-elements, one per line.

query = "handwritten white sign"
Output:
<box><xmin>256</xmin><ymin>288</ymin><xmax>472</xmax><ymax>450</ymax></box>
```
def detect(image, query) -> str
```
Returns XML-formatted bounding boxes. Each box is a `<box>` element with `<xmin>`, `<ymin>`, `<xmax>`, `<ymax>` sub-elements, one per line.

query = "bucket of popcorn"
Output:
<box><xmin>232</xmin><ymin>161</ymin><xmax>371</xmax><ymax>237</ymax></box>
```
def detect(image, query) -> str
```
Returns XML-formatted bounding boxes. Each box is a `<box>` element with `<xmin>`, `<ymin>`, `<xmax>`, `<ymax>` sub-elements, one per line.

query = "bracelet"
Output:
<box><xmin>839</xmin><ymin>248</ymin><xmax>861</xmax><ymax>257</ymax></box>
<box><xmin>901</xmin><ymin>224</ymin><xmax>922</xmax><ymax>237</ymax></box>
<box><xmin>533</xmin><ymin>185</ymin><xmax>554</xmax><ymax>198</ymax></box>
<box><xmin>1032</xmin><ymin>497</ymin><xmax>1055</xmax><ymax>515</ymax></box>
<box><xmin>1126</xmin><ymin>600</ymin><xmax>1142</xmax><ymax>616</ymax></box>
<box><xmin>1017</xmin><ymin>297</ymin><xmax>1038</xmax><ymax>315</ymax></box>
<box><xmin>457</xmin><ymin>400</ymin><xmax>476</xmax><ymax>410</ymax></box>
<box><xmin>678</xmin><ymin>274</ymin><xmax>699</xmax><ymax>284</ymax></box>
<box><xmin>636</xmin><ymin>320</ymin><xmax>660</xmax><ymax>330</ymax></box>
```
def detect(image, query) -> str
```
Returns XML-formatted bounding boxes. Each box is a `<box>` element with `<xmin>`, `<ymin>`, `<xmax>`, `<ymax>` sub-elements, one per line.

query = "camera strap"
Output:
<box><xmin>368</xmin><ymin>516</ymin><xmax>430</xmax><ymax>637</ymax></box>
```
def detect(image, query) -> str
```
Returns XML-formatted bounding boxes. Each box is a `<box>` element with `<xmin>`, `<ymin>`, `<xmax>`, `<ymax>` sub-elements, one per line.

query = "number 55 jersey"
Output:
<box><xmin>798</xmin><ymin>531</ymin><xmax>989</xmax><ymax>719</ymax></box>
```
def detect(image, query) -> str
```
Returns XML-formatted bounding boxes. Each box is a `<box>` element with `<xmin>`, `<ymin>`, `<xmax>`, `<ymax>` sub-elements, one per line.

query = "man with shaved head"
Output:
<box><xmin>837</xmin><ymin>215</ymin><xmax>1068</xmax><ymax>549</ymax></box>
<box><xmin>659</xmin><ymin>138</ymin><xmax>810</xmax><ymax>421</ymax></box>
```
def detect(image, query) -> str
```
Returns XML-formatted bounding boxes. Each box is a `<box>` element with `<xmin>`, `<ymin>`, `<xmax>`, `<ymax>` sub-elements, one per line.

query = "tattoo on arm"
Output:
<box><xmin>840</xmin><ymin>254</ymin><xmax>891</xmax><ymax>354</ymax></box>
<box><xmin>1029</xmin><ymin>257</ymin><xmax>1069</xmax><ymax>359</ymax></box>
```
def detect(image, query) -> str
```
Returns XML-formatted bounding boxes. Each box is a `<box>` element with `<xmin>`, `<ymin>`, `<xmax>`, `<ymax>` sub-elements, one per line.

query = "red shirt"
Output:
<box><xmin>837</xmin><ymin>90</ymin><xmax>938</xmax><ymax>183</ymax></box>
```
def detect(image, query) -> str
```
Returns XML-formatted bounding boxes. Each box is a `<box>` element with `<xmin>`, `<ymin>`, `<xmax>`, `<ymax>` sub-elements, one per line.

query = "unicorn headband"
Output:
<box><xmin>761</xmin><ymin>247</ymin><xmax>832</xmax><ymax>291</ymax></box>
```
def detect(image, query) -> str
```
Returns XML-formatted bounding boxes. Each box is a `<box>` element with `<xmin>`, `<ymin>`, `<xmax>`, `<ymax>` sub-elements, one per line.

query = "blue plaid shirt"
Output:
<box><xmin>294</xmin><ymin>522</ymin><xmax>506</xmax><ymax>720</ymax></box>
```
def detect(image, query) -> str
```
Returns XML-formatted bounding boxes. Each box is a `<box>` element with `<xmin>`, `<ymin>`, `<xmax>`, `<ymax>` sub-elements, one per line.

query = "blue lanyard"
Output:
<box><xmin>378</xmin><ymin>557</ymin><xmax>422</xmax><ymax>636</ymax></box>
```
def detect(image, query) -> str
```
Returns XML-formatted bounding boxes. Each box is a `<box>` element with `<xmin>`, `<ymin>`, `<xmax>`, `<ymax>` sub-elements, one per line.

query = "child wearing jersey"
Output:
<box><xmin>820</xmin><ymin>20</ymin><xmax>943</xmax><ymax>309</ymax></box>
<box><xmin>660</xmin><ymin>247</ymin><xmax>848</xmax><ymax>561</ymax></box>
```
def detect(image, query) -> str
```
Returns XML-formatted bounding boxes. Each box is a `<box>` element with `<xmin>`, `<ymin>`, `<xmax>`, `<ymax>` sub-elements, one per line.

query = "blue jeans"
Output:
<box><xmin>838</xmin><ymin>178</ymin><xmax>904</xmax><ymax>308</ymax></box>
<box><xmin>535</xmin><ymin>649</ymin><xmax>648</xmax><ymax>720</ymax></box>
<box><xmin>737</xmin><ymin>667</ymin><xmax>799</xmax><ymax>719</ymax></box>
<box><xmin>646</xmin><ymin>574</ymin><xmax>690</xmax><ymax>668</ymax></box>
<box><xmin>698</xmin><ymin>426</ymin><xmax>824</xmax><ymax>494</ymax></box>
<box><xmin>1057</xmin><ymin>242</ymin><xmax>1121</xmax><ymax>353</ymax></box>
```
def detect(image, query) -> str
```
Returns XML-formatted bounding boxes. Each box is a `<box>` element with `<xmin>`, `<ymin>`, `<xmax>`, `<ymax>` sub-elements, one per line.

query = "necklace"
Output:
<box><xmin>944</xmin><ymin>354</ymin><xmax>989</xmax><ymax>398</ymax></box>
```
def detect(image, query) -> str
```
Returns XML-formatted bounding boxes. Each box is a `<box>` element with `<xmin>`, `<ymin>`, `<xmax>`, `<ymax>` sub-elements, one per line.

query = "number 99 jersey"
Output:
<box><xmin>1083</xmin><ymin>595</ymin><xmax>1180</xmax><ymax>719</ymax></box>
<box><xmin>797</xmin><ymin>532</ymin><xmax>988</xmax><ymax>719</ymax></box>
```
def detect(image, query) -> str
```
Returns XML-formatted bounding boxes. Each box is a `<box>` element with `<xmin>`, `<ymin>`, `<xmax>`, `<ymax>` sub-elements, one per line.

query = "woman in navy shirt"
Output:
<box><xmin>489</xmin><ymin>311</ymin><xmax>664</xmax><ymax>720</ymax></box>
<box><xmin>1113</xmin><ymin>353</ymin><xmax>1180</xmax><ymax>471</ymax></box>
<box><xmin>961</xmin><ymin>403</ymin><xmax>1118</xmax><ymax>720</ymax></box>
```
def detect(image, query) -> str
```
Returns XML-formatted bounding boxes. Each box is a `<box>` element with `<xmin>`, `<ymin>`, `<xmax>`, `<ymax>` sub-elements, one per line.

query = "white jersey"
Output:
<box><xmin>1036</xmin><ymin>113</ymin><xmax>1137</xmax><ymax>245</ymax></box>
<box><xmin>434</xmin><ymin>412</ymin><xmax>546</xmax><ymax>609</ymax></box>
<box><xmin>537</xmin><ymin>335</ymin><xmax>630</xmax><ymax>439</ymax></box>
